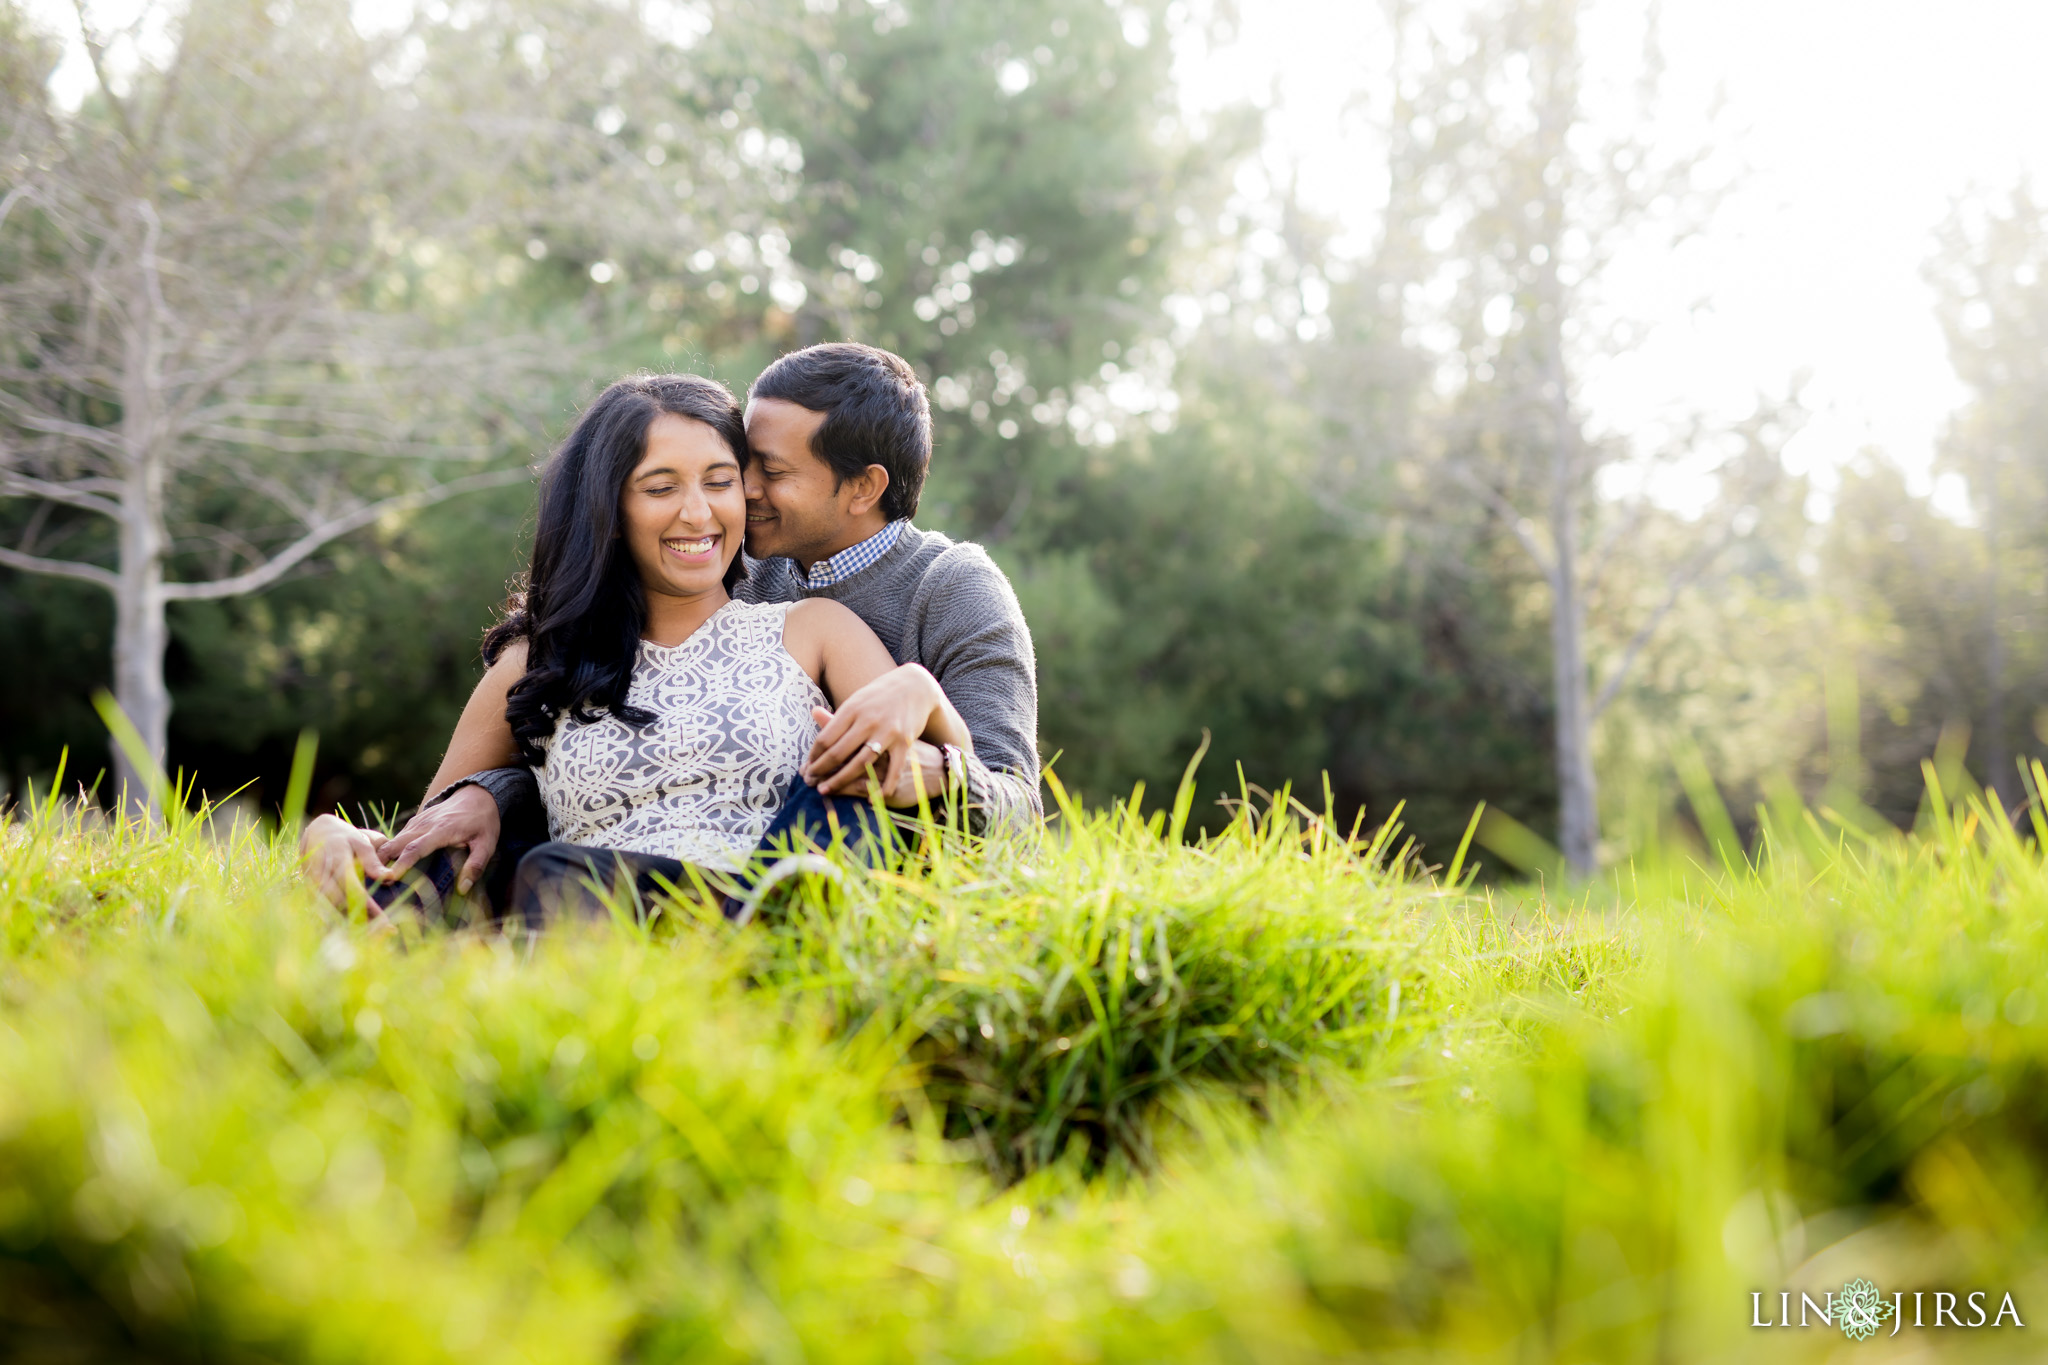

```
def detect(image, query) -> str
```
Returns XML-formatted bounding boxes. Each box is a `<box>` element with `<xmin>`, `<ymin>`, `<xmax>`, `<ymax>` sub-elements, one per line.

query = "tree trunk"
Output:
<box><xmin>1535</xmin><ymin>157</ymin><xmax>1598</xmax><ymax>876</ymax></box>
<box><xmin>1550</xmin><ymin>518</ymin><xmax>1599</xmax><ymax>877</ymax></box>
<box><xmin>110</xmin><ymin>481</ymin><xmax>170</xmax><ymax>815</ymax></box>
<box><xmin>1982</xmin><ymin>447</ymin><xmax>2010</xmax><ymax>810</ymax></box>
<box><xmin>112</xmin><ymin>203</ymin><xmax>173</xmax><ymax>816</ymax></box>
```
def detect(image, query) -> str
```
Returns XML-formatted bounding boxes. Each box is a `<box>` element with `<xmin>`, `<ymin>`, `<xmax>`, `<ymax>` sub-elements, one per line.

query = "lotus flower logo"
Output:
<box><xmin>1836</xmin><ymin>1278</ymin><xmax>1896</xmax><ymax>1341</ymax></box>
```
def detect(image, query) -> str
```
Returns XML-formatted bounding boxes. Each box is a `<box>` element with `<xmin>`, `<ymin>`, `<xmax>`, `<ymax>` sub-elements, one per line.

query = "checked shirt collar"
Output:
<box><xmin>798</xmin><ymin>518</ymin><xmax>907</xmax><ymax>590</ymax></box>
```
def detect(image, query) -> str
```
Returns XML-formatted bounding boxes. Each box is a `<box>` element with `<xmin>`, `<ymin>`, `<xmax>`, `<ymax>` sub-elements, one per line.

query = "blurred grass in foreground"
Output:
<box><xmin>1</xmin><ymin>773</ymin><xmax>2043</xmax><ymax>1361</ymax></box>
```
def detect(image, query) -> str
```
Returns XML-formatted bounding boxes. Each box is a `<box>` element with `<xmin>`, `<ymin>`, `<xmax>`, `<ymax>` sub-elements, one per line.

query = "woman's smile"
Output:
<box><xmin>662</xmin><ymin>532</ymin><xmax>720</xmax><ymax>562</ymax></box>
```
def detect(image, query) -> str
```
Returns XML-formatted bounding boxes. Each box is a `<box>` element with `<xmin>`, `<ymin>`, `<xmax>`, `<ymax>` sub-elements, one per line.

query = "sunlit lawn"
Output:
<box><xmin>1</xmin><ymin>774</ymin><xmax>2043</xmax><ymax>1362</ymax></box>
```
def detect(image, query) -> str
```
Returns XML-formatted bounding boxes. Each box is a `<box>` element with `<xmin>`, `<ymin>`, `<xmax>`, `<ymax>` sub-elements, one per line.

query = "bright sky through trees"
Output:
<box><xmin>1175</xmin><ymin>0</ymin><xmax>2048</xmax><ymax>517</ymax></box>
<box><xmin>33</xmin><ymin>0</ymin><xmax>2048</xmax><ymax>516</ymax></box>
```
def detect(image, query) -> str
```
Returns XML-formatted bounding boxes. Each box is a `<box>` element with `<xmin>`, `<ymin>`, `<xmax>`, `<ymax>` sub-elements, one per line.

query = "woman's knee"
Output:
<box><xmin>512</xmin><ymin>841</ymin><xmax>588</xmax><ymax>901</ymax></box>
<box><xmin>512</xmin><ymin>841</ymin><xmax>611</xmax><ymax>924</ymax></box>
<box><xmin>516</xmin><ymin>841</ymin><xmax>586</xmax><ymax>879</ymax></box>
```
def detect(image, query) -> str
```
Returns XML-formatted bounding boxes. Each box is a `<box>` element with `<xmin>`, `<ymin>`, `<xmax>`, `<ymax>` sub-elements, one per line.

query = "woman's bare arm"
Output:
<box><xmin>783</xmin><ymin>599</ymin><xmax>970</xmax><ymax>802</ymax></box>
<box><xmin>420</xmin><ymin>640</ymin><xmax>528</xmax><ymax>801</ymax></box>
<box><xmin>785</xmin><ymin>599</ymin><xmax>968</xmax><ymax>743</ymax></box>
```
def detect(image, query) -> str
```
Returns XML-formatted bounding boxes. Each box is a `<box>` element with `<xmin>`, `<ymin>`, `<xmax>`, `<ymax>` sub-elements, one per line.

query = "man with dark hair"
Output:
<box><xmin>735</xmin><ymin>342</ymin><xmax>1039</xmax><ymax>829</ymax></box>
<box><xmin>369</xmin><ymin>342</ymin><xmax>1039</xmax><ymax>901</ymax></box>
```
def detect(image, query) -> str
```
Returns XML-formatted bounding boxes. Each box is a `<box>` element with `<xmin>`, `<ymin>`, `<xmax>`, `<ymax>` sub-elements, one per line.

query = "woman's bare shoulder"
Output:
<box><xmin>479</xmin><ymin>638</ymin><xmax>530</xmax><ymax>692</ymax></box>
<box><xmin>786</xmin><ymin>597</ymin><xmax>863</xmax><ymax>632</ymax></box>
<box><xmin>782</xmin><ymin>598</ymin><xmax>886</xmax><ymax>682</ymax></box>
<box><xmin>783</xmin><ymin>597</ymin><xmax>850</xmax><ymax>659</ymax></box>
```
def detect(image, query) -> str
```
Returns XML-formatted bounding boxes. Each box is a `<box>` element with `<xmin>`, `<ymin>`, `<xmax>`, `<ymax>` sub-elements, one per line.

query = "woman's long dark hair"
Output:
<box><xmin>483</xmin><ymin>374</ymin><xmax>749</xmax><ymax>764</ymax></box>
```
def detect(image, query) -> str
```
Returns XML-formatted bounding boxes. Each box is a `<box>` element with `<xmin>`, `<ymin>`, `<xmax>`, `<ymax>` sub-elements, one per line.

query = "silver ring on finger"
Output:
<box><xmin>863</xmin><ymin>740</ymin><xmax>885</xmax><ymax>758</ymax></box>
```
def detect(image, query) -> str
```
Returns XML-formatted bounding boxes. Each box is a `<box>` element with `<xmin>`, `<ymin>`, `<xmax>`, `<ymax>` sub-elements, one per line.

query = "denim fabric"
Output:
<box><xmin>508</xmin><ymin>841</ymin><xmax>694</xmax><ymax>927</ymax></box>
<box><xmin>752</xmin><ymin>778</ymin><xmax>888</xmax><ymax>865</ymax></box>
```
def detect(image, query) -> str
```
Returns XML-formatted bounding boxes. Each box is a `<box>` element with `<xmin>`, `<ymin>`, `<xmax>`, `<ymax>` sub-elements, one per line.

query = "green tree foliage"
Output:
<box><xmin>1821</xmin><ymin>461</ymin><xmax>2048</xmax><ymax>825</ymax></box>
<box><xmin>1927</xmin><ymin>187</ymin><xmax>2048</xmax><ymax>805</ymax></box>
<box><xmin>1020</xmin><ymin>321</ymin><xmax>1556</xmax><ymax>853</ymax></box>
<box><xmin>1362</xmin><ymin>0</ymin><xmax>1793</xmax><ymax>873</ymax></box>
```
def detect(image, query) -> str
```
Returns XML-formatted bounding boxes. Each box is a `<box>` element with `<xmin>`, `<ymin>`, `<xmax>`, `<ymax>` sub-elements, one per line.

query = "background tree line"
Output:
<box><xmin>3</xmin><ymin>0</ymin><xmax>2042</xmax><ymax>866</ymax></box>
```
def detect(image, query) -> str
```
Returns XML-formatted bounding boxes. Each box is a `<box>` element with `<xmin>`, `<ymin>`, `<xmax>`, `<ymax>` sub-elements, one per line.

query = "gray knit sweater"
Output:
<box><xmin>735</xmin><ymin>523</ymin><xmax>1043</xmax><ymax>831</ymax></box>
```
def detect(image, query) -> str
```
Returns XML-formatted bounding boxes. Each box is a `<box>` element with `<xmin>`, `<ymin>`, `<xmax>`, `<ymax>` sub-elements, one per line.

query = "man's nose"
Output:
<box><xmin>742</xmin><ymin>467</ymin><xmax>764</xmax><ymax>499</ymax></box>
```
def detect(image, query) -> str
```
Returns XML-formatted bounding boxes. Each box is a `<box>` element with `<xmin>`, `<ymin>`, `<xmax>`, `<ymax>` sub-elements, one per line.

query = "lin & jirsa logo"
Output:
<box><xmin>1752</xmin><ymin>1278</ymin><xmax>2025</xmax><ymax>1339</ymax></box>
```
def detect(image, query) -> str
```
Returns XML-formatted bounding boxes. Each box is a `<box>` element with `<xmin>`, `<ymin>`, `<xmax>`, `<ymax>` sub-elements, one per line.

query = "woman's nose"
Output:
<box><xmin>674</xmin><ymin>484</ymin><xmax>713</xmax><ymax>527</ymax></box>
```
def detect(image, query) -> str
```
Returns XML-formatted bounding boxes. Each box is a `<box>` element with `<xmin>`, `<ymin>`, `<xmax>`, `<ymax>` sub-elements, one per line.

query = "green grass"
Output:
<box><xmin>1</xmin><ymin>776</ymin><xmax>2043</xmax><ymax>1361</ymax></box>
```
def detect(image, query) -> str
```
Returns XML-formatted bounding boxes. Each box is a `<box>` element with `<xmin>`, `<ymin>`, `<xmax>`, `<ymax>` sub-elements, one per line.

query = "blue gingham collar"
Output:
<box><xmin>798</xmin><ymin>518</ymin><xmax>908</xmax><ymax>590</ymax></box>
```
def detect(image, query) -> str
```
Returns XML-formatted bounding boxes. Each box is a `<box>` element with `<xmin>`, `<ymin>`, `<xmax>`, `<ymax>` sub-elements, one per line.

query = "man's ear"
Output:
<box><xmin>842</xmin><ymin>463</ymin><xmax>892</xmax><ymax>517</ymax></box>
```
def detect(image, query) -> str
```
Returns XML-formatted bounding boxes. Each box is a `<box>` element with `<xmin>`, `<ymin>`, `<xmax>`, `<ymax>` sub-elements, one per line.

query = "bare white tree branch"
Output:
<box><xmin>159</xmin><ymin>465</ymin><xmax>530</xmax><ymax>601</ymax></box>
<box><xmin>0</xmin><ymin>186</ymin><xmax>30</xmax><ymax>234</ymax></box>
<box><xmin>0</xmin><ymin>471</ymin><xmax>124</xmax><ymax>518</ymax></box>
<box><xmin>0</xmin><ymin>544</ymin><xmax>119</xmax><ymax>590</ymax></box>
<box><xmin>1589</xmin><ymin>523</ymin><xmax>1741</xmax><ymax>721</ymax></box>
<box><xmin>0</xmin><ymin>0</ymin><xmax>747</xmax><ymax>804</ymax></box>
<box><xmin>0</xmin><ymin>391</ymin><xmax>133</xmax><ymax>455</ymax></box>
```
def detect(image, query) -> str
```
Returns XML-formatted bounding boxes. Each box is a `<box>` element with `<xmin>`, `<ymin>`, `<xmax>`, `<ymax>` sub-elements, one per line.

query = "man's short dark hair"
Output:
<box><xmin>750</xmin><ymin>342</ymin><xmax>931</xmax><ymax>521</ymax></box>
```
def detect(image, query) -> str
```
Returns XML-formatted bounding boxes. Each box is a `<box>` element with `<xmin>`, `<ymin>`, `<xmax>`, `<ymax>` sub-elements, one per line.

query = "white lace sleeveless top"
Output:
<box><xmin>535</xmin><ymin>600</ymin><xmax>826</xmax><ymax>871</ymax></box>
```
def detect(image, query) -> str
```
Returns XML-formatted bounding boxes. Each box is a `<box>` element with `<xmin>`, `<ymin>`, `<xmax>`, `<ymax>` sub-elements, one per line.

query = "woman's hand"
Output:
<box><xmin>803</xmin><ymin>663</ymin><xmax>952</xmax><ymax>798</ymax></box>
<box><xmin>806</xmin><ymin>709</ymin><xmax>948</xmax><ymax>806</ymax></box>
<box><xmin>299</xmin><ymin>813</ymin><xmax>389</xmax><ymax>910</ymax></box>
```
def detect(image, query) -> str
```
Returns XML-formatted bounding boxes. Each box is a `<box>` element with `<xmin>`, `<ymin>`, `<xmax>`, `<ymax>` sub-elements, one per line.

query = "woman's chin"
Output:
<box><xmin>644</xmin><ymin>563</ymin><xmax>731</xmax><ymax>598</ymax></box>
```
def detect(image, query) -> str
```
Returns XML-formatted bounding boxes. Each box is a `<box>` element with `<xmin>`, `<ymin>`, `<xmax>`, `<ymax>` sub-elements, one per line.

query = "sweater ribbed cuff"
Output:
<box><xmin>954</xmin><ymin>752</ymin><xmax>1040</xmax><ymax>835</ymax></box>
<box><xmin>427</xmin><ymin>767</ymin><xmax>539</xmax><ymax>825</ymax></box>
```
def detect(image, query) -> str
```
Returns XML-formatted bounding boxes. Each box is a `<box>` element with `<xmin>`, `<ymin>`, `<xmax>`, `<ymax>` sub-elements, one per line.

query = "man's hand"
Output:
<box><xmin>300</xmin><ymin>813</ymin><xmax>389</xmax><ymax>910</ymax></box>
<box><xmin>803</xmin><ymin>663</ymin><xmax>947</xmax><ymax>798</ymax></box>
<box><xmin>882</xmin><ymin>739</ymin><xmax>949</xmax><ymax>808</ymax></box>
<box><xmin>374</xmin><ymin>783</ymin><xmax>502</xmax><ymax>895</ymax></box>
<box><xmin>872</xmin><ymin>733</ymin><xmax>946</xmax><ymax>807</ymax></box>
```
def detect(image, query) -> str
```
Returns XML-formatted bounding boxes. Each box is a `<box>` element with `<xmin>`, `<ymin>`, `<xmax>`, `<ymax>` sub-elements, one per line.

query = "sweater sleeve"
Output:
<box><xmin>915</xmin><ymin>546</ymin><xmax>1043</xmax><ymax>833</ymax></box>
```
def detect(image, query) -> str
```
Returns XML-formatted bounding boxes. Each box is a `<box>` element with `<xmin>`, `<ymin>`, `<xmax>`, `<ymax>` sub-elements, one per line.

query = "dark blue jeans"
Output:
<box><xmin>755</xmin><ymin>777</ymin><xmax>890</xmax><ymax>864</ymax></box>
<box><xmin>510</xmin><ymin>781</ymin><xmax>890</xmax><ymax>923</ymax></box>
<box><xmin>390</xmin><ymin>780</ymin><xmax>890</xmax><ymax>926</ymax></box>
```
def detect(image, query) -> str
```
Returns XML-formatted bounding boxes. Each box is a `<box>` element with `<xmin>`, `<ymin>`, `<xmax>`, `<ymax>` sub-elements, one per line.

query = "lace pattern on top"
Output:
<box><xmin>536</xmin><ymin>600</ymin><xmax>825</xmax><ymax>871</ymax></box>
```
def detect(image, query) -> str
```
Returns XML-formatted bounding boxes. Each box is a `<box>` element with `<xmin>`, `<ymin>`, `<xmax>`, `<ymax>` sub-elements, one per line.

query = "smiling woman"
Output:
<box><xmin>488</xmin><ymin>376</ymin><xmax>757</xmax><ymax>762</ymax></box>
